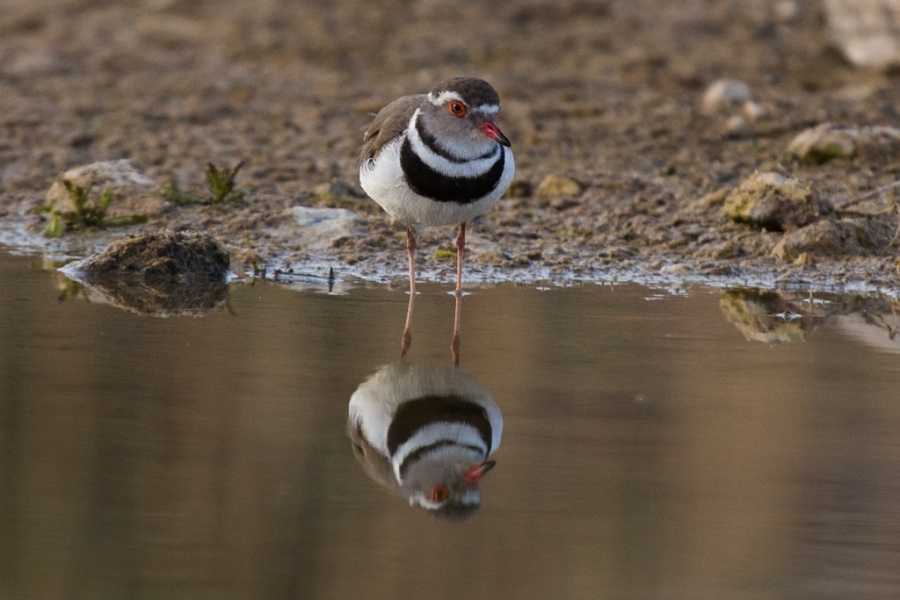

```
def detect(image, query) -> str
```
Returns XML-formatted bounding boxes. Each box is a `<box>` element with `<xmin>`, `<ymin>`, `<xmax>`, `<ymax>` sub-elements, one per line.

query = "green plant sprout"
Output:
<box><xmin>162</xmin><ymin>161</ymin><xmax>245</xmax><ymax>205</ymax></box>
<box><xmin>37</xmin><ymin>181</ymin><xmax>148</xmax><ymax>237</ymax></box>
<box><xmin>434</xmin><ymin>249</ymin><xmax>458</xmax><ymax>261</ymax></box>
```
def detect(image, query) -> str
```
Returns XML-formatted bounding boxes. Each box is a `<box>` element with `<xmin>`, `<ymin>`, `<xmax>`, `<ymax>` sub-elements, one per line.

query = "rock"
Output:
<box><xmin>742</xmin><ymin>100</ymin><xmax>767</xmax><ymax>121</ymax></box>
<box><xmin>771</xmin><ymin>217</ymin><xmax>895</xmax><ymax>261</ymax></box>
<box><xmin>719</xmin><ymin>289</ymin><xmax>807</xmax><ymax>343</ymax></box>
<box><xmin>312</xmin><ymin>180</ymin><xmax>366</xmax><ymax>200</ymax></box>
<box><xmin>861</xmin><ymin>125</ymin><xmax>900</xmax><ymax>154</ymax></box>
<box><xmin>46</xmin><ymin>159</ymin><xmax>166</xmax><ymax>217</ymax></box>
<box><xmin>292</xmin><ymin>206</ymin><xmax>365</xmax><ymax>250</ymax></box>
<box><xmin>788</xmin><ymin>123</ymin><xmax>900</xmax><ymax>163</ymax></box>
<box><xmin>505</xmin><ymin>179</ymin><xmax>534</xmax><ymax>198</ymax></box>
<box><xmin>774</xmin><ymin>0</ymin><xmax>800</xmax><ymax>23</ymax></box>
<box><xmin>825</xmin><ymin>0</ymin><xmax>900</xmax><ymax>71</ymax></box>
<box><xmin>660</xmin><ymin>263</ymin><xmax>692</xmax><ymax>275</ymax></box>
<box><xmin>57</xmin><ymin>231</ymin><xmax>231</xmax><ymax>317</ymax></box>
<box><xmin>62</xmin><ymin>231</ymin><xmax>230</xmax><ymax>280</ymax></box>
<box><xmin>702</xmin><ymin>79</ymin><xmax>752</xmax><ymax>113</ymax></box>
<box><xmin>725</xmin><ymin>114</ymin><xmax>747</xmax><ymax>133</ymax></box>
<box><xmin>723</xmin><ymin>172</ymin><xmax>831</xmax><ymax>231</ymax></box>
<box><xmin>535</xmin><ymin>174</ymin><xmax>582</xmax><ymax>198</ymax></box>
<box><xmin>550</xmin><ymin>197</ymin><xmax>581</xmax><ymax>211</ymax></box>
<box><xmin>788</xmin><ymin>124</ymin><xmax>859</xmax><ymax>163</ymax></box>
<box><xmin>293</xmin><ymin>206</ymin><xmax>362</xmax><ymax>227</ymax></box>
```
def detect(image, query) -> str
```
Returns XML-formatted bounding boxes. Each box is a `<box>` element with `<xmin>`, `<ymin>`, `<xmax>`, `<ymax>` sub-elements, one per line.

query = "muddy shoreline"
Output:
<box><xmin>1</xmin><ymin>0</ymin><xmax>898</xmax><ymax>293</ymax></box>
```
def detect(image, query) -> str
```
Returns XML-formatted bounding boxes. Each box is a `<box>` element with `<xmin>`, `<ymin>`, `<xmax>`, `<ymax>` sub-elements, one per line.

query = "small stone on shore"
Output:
<box><xmin>788</xmin><ymin>123</ymin><xmax>900</xmax><ymax>164</ymax></box>
<box><xmin>535</xmin><ymin>174</ymin><xmax>583</xmax><ymax>198</ymax></box>
<box><xmin>771</xmin><ymin>217</ymin><xmax>895</xmax><ymax>262</ymax></box>
<box><xmin>825</xmin><ymin>0</ymin><xmax>900</xmax><ymax>71</ymax></box>
<box><xmin>702</xmin><ymin>79</ymin><xmax>752</xmax><ymax>113</ymax></box>
<box><xmin>292</xmin><ymin>206</ymin><xmax>365</xmax><ymax>250</ymax></box>
<box><xmin>723</xmin><ymin>172</ymin><xmax>831</xmax><ymax>231</ymax></box>
<box><xmin>46</xmin><ymin>160</ymin><xmax>166</xmax><ymax>217</ymax></box>
<box><xmin>62</xmin><ymin>230</ymin><xmax>230</xmax><ymax>280</ymax></box>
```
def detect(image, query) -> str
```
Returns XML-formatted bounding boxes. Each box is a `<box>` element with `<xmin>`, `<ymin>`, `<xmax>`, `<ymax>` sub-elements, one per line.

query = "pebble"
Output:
<box><xmin>535</xmin><ymin>174</ymin><xmax>582</xmax><ymax>198</ymax></box>
<box><xmin>505</xmin><ymin>179</ymin><xmax>534</xmax><ymax>198</ymax></box>
<box><xmin>774</xmin><ymin>0</ymin><xmax>800</xmax><ymax>23</ymax></box>
<box><xmin>312</xmin><ymin>180</ymin><xmax>366</xmax><ymax>200</ymax></box>
<box><xmin>702</xmin><ymin>79</ymin><xmax>752</xmax><ymax>113</ymax></box>
<box><xmin>723</xmin><ymin>171</ymin><xmax>831</xmax><ymax>231</ymax></box>
<box><xmin>825</xmin><ymin>0</ymin><xmax>900</xmax><ymax>71</ymax></box>
<box><xmin>787</xmin><ymin>124</ymin><xmax>858</xmax><ymax>163</ymax></box>
<box><xmin>771</xmin><ymin>217</ymin><xmax>894</xmax><ymax>262</ymax></box>
<box><xmin>742</xmin><ymin>100</ymin><xmax>767</xmax><ymax>121</ymax></box>
<box><xmin>292</xmin><ymin>206</ymin><xmax>364</xmax><ymax>250</ymax></box>
<box><xmin>726</xmin><ymin>114</ymin><xmax>747</xmax><ymax>133</ymax></box>
<box><xmin>660</xmin><ymin>263</ymin><xmax>692</xmax><ymax>275</ymax></box>
<box><xmin>46</xmin><ymin>159</ymin><xmax>166</xmax><ymax>217</ymax></box>
<box><xmin>788</xmin><ymin>123</ymin><xmax>900</xmax><ymax>163</ymax></box>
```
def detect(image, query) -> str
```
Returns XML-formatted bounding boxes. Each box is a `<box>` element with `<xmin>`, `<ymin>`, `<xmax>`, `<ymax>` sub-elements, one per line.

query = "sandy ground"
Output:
<box><xmin>1</xmin><ymin>0</ymin><xmax>899</xmax><ymax>291</ymax></box>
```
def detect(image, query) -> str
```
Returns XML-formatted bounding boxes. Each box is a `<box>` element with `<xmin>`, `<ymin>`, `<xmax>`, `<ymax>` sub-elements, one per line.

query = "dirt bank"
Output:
<box><xmin>1</xmin><ymin>0</ymin><xmax>898</xmax><ymax>291</ymax></box>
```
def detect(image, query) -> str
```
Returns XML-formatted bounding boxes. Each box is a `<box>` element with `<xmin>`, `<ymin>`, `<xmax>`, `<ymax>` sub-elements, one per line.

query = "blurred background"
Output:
<box><xmin>2</xmin><ymin>0</ymin><xmax>897</xmax><ymax>198</ymax></box>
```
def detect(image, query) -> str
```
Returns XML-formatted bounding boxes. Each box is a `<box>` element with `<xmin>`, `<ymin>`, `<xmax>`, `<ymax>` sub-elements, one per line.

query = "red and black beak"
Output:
<box><xmin>463</xmin><ymin>460</ymin><xmax>497</xmax><ymax>485</ymax></box>
<box><xmin>479</xmin><ymin>121</ymin><xmax>511</xmax><ymax>147</ymax></box>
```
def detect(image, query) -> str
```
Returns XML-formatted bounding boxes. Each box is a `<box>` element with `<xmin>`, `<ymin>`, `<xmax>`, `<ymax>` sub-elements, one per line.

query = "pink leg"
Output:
<box><xmin>401</xmin><ymin>226</ymin><xmax>416</xmax><ymax>360</ymax></box>
<box><xmin>451</xmin><ymin>222</ymin><xmax>465</xmax><ymax>366</ymax></box>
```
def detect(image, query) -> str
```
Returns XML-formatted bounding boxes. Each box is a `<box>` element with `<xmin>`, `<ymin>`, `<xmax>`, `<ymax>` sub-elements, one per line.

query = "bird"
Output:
<box><xmin>348</xmin><ymin>362</ymin><xmax>503</xmax><ymax>520</ymax></box>
<box><xmin>359</xmin><ymin>77</ymin><xmax>514</xmax><ymax>361</ymax></box>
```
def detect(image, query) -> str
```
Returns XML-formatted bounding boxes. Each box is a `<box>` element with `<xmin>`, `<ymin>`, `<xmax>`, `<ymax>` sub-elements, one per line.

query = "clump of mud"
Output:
<box><xmin>723</xmin><ymin>172</ymin><xmax>831</xmax><ymax>232</ymax></box>
<box><xmin>2</xmin><ymin>0</ymin><xmax>899</xmax><ymax>291</ymax></box>
<box><xmin>60</xmin><ymin>231</ymin><xmax>230</xmax><ymax>317</ymax></box>
<box><xmin>66</xmin><ymin>230</ymin><xmax>230</xmax><ymax>280</ymax></box>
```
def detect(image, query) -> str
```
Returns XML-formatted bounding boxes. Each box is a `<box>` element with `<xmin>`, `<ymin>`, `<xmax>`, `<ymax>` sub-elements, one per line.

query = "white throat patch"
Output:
<box><xmin>407</xmin><ymin>109</ymin><xmax>500</xmax><ymax>177</ymax></box>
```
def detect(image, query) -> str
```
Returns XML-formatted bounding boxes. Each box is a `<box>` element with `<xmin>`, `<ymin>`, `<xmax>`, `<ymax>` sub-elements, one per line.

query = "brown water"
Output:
<box><xmin>1</xmin><ymin>249</ymin><xmax>899</xmax><ymax>600</ymax></box>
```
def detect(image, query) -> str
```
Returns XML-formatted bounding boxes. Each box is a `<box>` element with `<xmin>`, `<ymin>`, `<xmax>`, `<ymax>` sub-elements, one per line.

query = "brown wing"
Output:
<box><xmin>347</xmin><ymin>419</ymin><xmax>403</xmax><ymax>496</ymax></box>
<box><xmin>359</xmin><ymin>94</ymin><xmax>424</xmax><ymax>163</ymax></box>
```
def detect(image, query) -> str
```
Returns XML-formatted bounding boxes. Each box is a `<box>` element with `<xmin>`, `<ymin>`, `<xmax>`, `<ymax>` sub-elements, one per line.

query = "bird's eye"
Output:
<box><xmin>448</xmin><ymin>101</ymin><xmax>467</xmax><ymax>117</ymax></box>
<box><xmin>430</xmin><ymin>484</ymin><xmax>450</xmax><ymax>503</ymax></box>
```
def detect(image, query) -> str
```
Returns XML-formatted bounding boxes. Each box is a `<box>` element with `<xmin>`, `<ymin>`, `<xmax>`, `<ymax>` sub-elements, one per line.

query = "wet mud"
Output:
<box><xmin>1</xmin><ymin>0</ymin><xmax>898</xmax><ymax>291</ymax></box>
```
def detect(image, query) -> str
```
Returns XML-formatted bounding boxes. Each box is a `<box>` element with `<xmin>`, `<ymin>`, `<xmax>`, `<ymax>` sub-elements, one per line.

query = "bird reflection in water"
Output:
<box><xmin>348</xmin><ymin>361</ymin><xmax>502</xmax><ymax>519</ymax></box>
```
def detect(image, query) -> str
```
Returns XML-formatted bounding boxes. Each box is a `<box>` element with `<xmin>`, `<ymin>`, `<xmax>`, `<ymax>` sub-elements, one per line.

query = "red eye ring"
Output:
<box><xmin>448</xmin><ymin>101</ymin><xmax>467</xmax><ymax>117</ymax></box>
<box><xmin>430</xmin><ymin>484</ymin><xmax>450</xmax><ymax>503</ymax></box>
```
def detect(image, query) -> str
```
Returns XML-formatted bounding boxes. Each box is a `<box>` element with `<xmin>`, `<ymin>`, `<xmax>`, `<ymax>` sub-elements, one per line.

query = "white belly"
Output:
<box><xmin>359</xmin><ymin>136</ymin><xmax>515</xmax><ymax>227</ymax></box>
<box><xmin>348</xmin><ymin>362</ymin><xmax>503</xmax><ymax>458</ymax></box>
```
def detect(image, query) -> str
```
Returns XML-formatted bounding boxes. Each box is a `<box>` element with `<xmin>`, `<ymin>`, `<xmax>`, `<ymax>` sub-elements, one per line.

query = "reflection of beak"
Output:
<box><xmin>479</xmin><ymin>121</ymin><xmax>511</xmax><ymax>147</ymax></box>
<box><xmin>463</xmin><ymin>460</ymin><xmax>497</xmax><ymax>485</ymax></box>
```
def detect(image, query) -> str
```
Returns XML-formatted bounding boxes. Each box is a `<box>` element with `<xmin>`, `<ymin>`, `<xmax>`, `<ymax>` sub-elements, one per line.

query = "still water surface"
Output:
<box><xmin>1</xmin><ymin>249</ymin><xmax>899</xmax><ymax>599</ymax></box>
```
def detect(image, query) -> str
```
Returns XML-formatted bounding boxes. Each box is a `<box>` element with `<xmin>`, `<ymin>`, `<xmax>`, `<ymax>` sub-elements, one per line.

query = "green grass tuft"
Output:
<box><xmin>162</xmin><ymin>161</ymin><xmax>245</xmax><ymax>206</ymax></box>
<box><xmin>36</xmin><ymin>181</ymin><xmax>147</xmax><ymax>237</ymax></box>
<box><xmin>434</xmin><ymin>250</ymin><xmax>458</xmax><ymax>260</ymax></box>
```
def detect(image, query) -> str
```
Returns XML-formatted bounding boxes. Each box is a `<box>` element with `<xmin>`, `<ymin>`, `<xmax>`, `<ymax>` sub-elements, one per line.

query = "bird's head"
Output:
<box><xmin>402</xmin><ymin>452</ymin><xmax>497</xmax><ymax>520</ymax></box>
<box><xmin>419</xmin><ymin>77</ymin><xmax>511</xmax><ymax>156</ymax></box>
